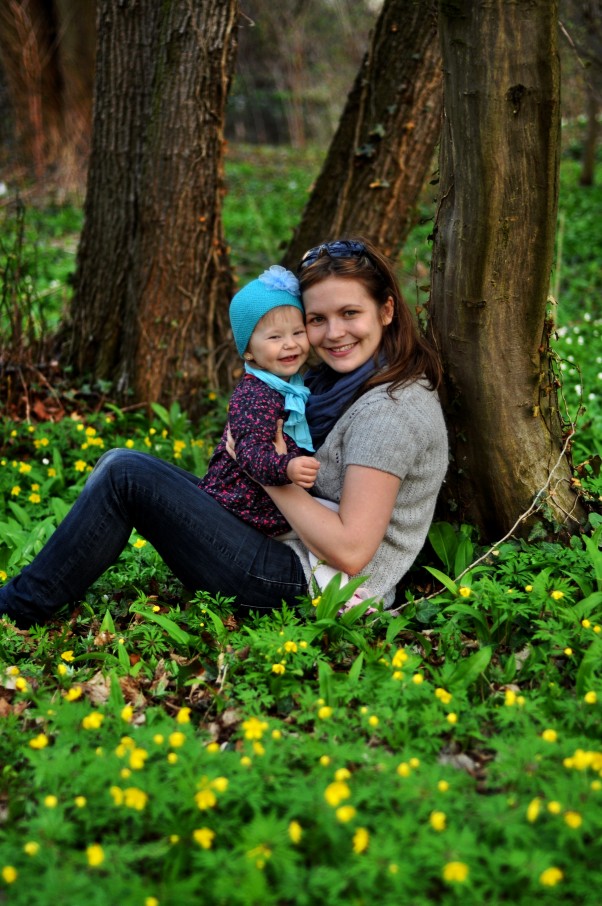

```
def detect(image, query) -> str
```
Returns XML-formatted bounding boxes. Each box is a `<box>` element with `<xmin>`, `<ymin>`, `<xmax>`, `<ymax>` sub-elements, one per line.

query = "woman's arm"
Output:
<box><xmin>264</xmin><ymin>465</ymin><xmax>400</xmax><ymax>576</ymax></box>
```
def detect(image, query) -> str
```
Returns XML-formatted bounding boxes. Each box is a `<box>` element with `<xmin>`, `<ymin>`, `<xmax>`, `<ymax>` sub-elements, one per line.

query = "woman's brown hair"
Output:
<box><xmin>297</xmin><ymin>236</ymin><xmax>442</xmax><ymax>396</ymax></box>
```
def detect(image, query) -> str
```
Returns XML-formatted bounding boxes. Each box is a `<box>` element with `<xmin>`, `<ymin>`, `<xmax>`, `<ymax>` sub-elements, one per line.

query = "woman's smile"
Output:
<box><xmin>303</xmin><ymin>276</ymin><xmax>393</xmax><ymax>373</ymax></box>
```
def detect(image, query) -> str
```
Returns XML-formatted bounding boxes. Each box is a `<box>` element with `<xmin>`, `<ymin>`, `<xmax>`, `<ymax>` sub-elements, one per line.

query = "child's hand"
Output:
<box><xmin>286</xmin><ymin>456</ymin><xmax>320</xmax><ymax>489</ymax></box>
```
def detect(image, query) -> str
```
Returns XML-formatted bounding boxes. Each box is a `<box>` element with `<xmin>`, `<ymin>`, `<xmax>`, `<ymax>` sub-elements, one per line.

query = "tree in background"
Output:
<box><xmin>429</xmin><ymin>0</ymin><xmax>584</xmax><ymax>540</ymax></box>
<box><xmin>560</xmin><ymin>0</ymin><xmax>602</xmax><ymax>186</ymax></box>
<box><xmin>69</xmin><ymin>0</ymin><xmax>238</xmax><ymax>412</ymax></box>
<box><xmin>0</xmin><ymin>0</ymin><xmax>95</xmax><ymax>185</ymax></box>
<box><xmin>281</xmin><ymin>0</ymin><xmax>442</xmax><ymax>266</ymax></box>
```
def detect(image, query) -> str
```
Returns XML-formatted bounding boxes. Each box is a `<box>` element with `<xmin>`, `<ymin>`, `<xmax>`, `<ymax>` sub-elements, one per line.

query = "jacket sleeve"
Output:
<box><xmin>228</xmin><ymin>378</ymin><xmax>303</xmax><ymax>485</ymax></box>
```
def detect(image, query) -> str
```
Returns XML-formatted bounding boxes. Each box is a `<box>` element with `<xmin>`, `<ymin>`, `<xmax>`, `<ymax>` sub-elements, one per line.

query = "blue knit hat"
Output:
<box><xmin>230</xmin><ymin>265</ymin><xmax>303</xmax><ymax>356</ymax></box>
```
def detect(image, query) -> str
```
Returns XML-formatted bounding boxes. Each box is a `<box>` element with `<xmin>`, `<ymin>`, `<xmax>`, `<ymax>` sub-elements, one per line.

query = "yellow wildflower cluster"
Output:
<box><xmin>194</xmin><ymin>775</ymin><xmax>228</xmax><ymax>811</ymax></box>
<box><xmin>242</xmin><ymin>716</ymin><xmax>268</xmax><ymax>740</ymax></box>
<box><xmin>110</xmin><ymin>785</ymin><xmax>149</xmax><ymax>811</ymax></box>
<box><xmin>563</xmin><ymin>748</ymin><xmax>602</xmax><ymax>773</ymax></box>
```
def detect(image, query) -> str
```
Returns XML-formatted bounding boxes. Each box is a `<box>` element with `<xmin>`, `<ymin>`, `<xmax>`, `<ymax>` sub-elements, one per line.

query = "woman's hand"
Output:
<box><xmin>225</xmin><ymin>419</ymin><xmax>290</xmax><ymax>461</ymax></box>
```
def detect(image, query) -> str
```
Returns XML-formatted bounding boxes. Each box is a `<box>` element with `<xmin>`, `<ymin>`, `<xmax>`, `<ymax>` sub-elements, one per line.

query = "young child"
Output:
<box><xmin>198</xmin><ymin>265</ymin><xmax>320</xmax><ymax>536</ymax></box>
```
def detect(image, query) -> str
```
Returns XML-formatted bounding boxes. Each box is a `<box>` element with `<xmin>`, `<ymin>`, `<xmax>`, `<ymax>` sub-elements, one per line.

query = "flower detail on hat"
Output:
<box><xmin>258</xmin><ymin>265</ymin><xmax>300</xmax><ymax>297</ymax></box>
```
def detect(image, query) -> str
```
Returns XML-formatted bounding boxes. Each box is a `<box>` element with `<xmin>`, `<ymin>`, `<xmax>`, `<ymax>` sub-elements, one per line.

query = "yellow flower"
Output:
<box><xmin>540</xmin><ymin>867</ymin><xmax>563</xmax><ymax>887</ymax></box>
<box><xmin>252</xmin><ymin>741</ymin><xmax>265</xmax><ymax>756</ymax></box>
<box><xmin>125</xmin><ymin>439</ymin><xmax>135</xmax><ymax>449</ymax></box>
<box><xmin>284</xmin><ymin>640</ymin><xmax>298</xmax><ymax>653</ymax></box>
<box><xmin>206</xmin><ymin>741</ymin><xmax>219</xmax><ymax>753</ymax></box>
<box><xmin>242</xmin><ymin>716</ymin><xmax>268</xmax><ymax>740</ymax></box>
<box><xmin>121</xmin><ymin>705</ymin><xmax>134</xmax><ymax>722</ymax></box>
<box><xmin>29</xmin><ymin>733</ymin><xmax>49</xmax><ymax>750</ymax></box>
<box><xmin>412</xmin><ymin>673</ymin><xmax>424</xmax><ymax>684</ymax></box>
<box><xmin>311</xmin><ymin>596</ymin><xmax>321</xmax><ymax>607</ymax></box>
<box><xmin>168</xmin><ymin>732</ymin><xmax>186</xmax><ymax>748</ymax></box>
<box><xmin>446</xmin><ymin>712</ymin><xmax>458</xmax><ymax>725</ymax></box>
<box><xmin>563</xmin><ymin>647</ymin><xmax>573</xmax><ymax>656</ymax></box>
<box><xmin>324</xmin><ymin>781</ymin><xmax>351</xmax><ymax>807</ymax></box>
<box><xmin>0</xmin><ymin>570</ymin><xmax>7</xmax><ymax>582</ymax></box>
<box><xmin>29</xmin><ymin>493</ymin><xmax>41</xmax><ymax>504</ymax></box>
<box><xmin>336</xmin><ymin>805</ymin><xmax>356</xmax><ymax>823</ymax></box>
<box><xmin>129</xmin><ymin>748</ymin><xmax>148</xmax><ymax>770</ymax></box>
<box><xmin>564</xmin><ymin>810</ymin><xmax>582</xmax><ymax>829</ymax></box>
<box><xmin>24</xmin><ymin>841</ymin><xmax>40</xmax><ymax>856</ymax></box>
<box><xmin>74</xmin><ymin>796</ymin><xmax>87</xmax><ymax>808</ymax></box>
<box><xmin>61</xmin><ymin>651</ymin><xmax>75</xmax><ymax>662</ymax></box>
<box><xmin>435</xmin><ymin>687</ymin><xmax>452</xmax><ymax>704</ymax></box>
<box><xmin>44</xmin><ymin>795</ymin><xmax>58</xmax><ymax>808</ymax></box>
<box><xmin>352</xmin><ymin>827</ymin><xmax>370</xmax><ymax>854</ymax></box>
<box><xmin>288</xmin><ymin>820</ymin><xmax>303</xmax><ymax>843</ymax></box>
<box><xmin>584</xmin><ymin>691</ymin><xmax>597</xmax><ymax>704</ymax></box>
<box><xmin>123</xmin><ymin>787</ymin><xmax>148</xmax><ymax>811</ymax></box>
<box><xmin>145</xmin><ymin>898</ymin><xmax>159</xmax><ymax>906</ymax></box>
<box><xmin>271</xmin><ymin>729</ymin><xmax>282</xmax><ymax>740</ymax></box>
<box><xmin>318</xmin><ymin>706</ymin><xmax>333</xmax><ymax>720</ymax></box>
<box><xmin>57</xmin><ymin>663</ymin><xmax>68</xmax><ymax>676</ymax></box>
<box><xmin>176</xmin><ymin>706</ymin><xmax>191</xmax><ymax>724</ymax></box>
<box><xmin>10</xmin><ymin>486</ymin><xmax>21</xmax><ymax>496</ymax></box>
<box><xmin>526</xmin><ymin>798</ymin><xmax>541</xmax><ymax>823</ymax></box>
<box><xmin>193</xmin><ymin>827</ymin><xmax>215</xmax><ymax>849</ymax></box>
<box><xmin>504</xmin><ymin>689</ymin><xmax>517</xmax><ymax>706</ymax></box>
<box><xmin>429</xmin><ymin>810</ymin><xmax>447</xmax><ymax>831</ymax></box>
<box><xmin>195</xmin><ymin>789</ymin><xmax>217</xmax><ymax>810</ymax></box>
<box><xmin>368</xmin><ymin>715</ymin><xmax>379</xmax><ymax>727</ymax></box>
<box><xmin>64</xmin><ymin>686</ymin><xmax>83</xmax><ymax>702</ymax></box>
<box><xmin>153</xmin><ymin>734</ymin><xmax>164</xmax><ymax>745</ymax></box>
<box><xmin>437</xmin><ymin>780</ymin><xmax>450</xmax><ymax>792</ymax></box>
<box><xmin>442</xmin><ymin>861</ymin><xmax>469</xmax><ymax>884</ymax></box>
<box><xmin>271</xmin><ymin>663</ymin><xmax>285</xmax><ymax>675</ymax></box>
<box><xmin>15</xmin><ymin>677</ymin><xmax>29</xmax><ymax>692</ymax></box>
<box><xmin>86</xmin><ymin>844</ymin><xmax>105</xmax><ymax>867</ymax></box>
<box><xmin>525</xmin><ymin>584</ymin><xmax>533</xmax><ymax>592</ymax></box>
<box><xmin>396</xmin><ymin>762</ymin><xmax>411</xmax><ymax>777</ymax></box>
<box><xmin>391</xmin><ymin>648</ymin><xmax>408</xmax><ymax>668</ymax></box>
<box><xmin>1</xmin><ymin>866</ymin><xmax>17</xmax><ymax>884</ymax></box>
<box><xmin>458</xmin><ymin>586</ymin><xmax>472</xmax><ymax>597</ymax></box>
<box><xmin>550</xmin><ymin>590</ymin><xmax>564</xmax><ymax>600</ymax></box>
<box><xmin>541</xmin><ymin>728</ymin><xmax>557</xmax><ymax>743</ymax></box>
<box><xmin>74</xmin><ymin>460</ymin><xmax>87</xmax><ymax>472</ymax></box>
<box><xmin>132</xmin><ymin>538</ymin><xmax>147</xmax><ymax>549</ymax></box>
<box><xmin>581</xmin><ymin>618</ymin><xmax>591</xmax><ymax>628</ymax></box>
<box><xmin>82</xmin><ymin>712</ymin><xmax>104</xmax><ymax>730</ymax></box>
<box><xmin>547</xmin><ymin>801</ymin><xmax>562</xmax><ymax>814</ymax></box>
<box><xmin>19</xmin><ymin>462</ymin><xmax>32</xmax><ymax>473</ymax></box>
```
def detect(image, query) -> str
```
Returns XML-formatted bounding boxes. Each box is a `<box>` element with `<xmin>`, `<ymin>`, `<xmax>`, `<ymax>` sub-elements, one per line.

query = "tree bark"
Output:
<box><xmin>0</xmin><ymin>0</ymin><xmax>95</xmax><ymax>184</ymax></box>
<box><xmin>429</xmin><ymin>0</ymin><xmax>584</xmax><ymax>539</ymax></box>
<box><xmin>69</xmin><ymin>0</ymin><xmax>238</xmax><ymax>412</ymax></box>
<box><xmin>281</xmin><ymin>0</ymin><xmax>442</xmax><ymax>268</ymax></box>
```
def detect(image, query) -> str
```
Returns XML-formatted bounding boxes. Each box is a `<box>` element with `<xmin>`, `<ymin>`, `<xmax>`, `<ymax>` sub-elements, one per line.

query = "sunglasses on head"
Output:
<box><xmin>298</xmin><ymin>239</ymin><xmax>368</xmax><ymax>269</ymax></box>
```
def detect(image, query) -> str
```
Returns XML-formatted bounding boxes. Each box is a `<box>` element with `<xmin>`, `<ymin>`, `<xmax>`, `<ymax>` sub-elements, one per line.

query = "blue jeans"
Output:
<box><xmin>0</xmin><ymin>449</ymin><xmax>307</xmax><ymax>627</ymax></box>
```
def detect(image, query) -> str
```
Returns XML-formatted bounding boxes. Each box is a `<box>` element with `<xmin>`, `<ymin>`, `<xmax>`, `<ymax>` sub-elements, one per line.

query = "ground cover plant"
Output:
<box><xmin>0</xmin><ymin>137</ymin><xmax>601</xmax><ymax>904</ymax></box>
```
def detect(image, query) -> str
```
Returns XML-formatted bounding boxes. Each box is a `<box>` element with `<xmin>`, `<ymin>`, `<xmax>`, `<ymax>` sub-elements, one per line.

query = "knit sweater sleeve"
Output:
<box><xmin>229</xmin><ymin>376</ymin><xmax>302</xmax><ymax>486</ymax></box>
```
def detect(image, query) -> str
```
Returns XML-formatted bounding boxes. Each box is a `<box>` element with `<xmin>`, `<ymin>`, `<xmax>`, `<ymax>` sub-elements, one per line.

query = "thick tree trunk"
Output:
<box><xmin>429</xmin><ymin>0</ymin><xmax>584</xmax><ymax>539</ymax></box>
<box><xmin>281</xmin><ymin>0</ymin><xmax>442</xmax><ymax>268</ymax></box>
<box><xmin>0</xmin><ymin>0</ymin><xmax>95</xmax><ymax>184</ymax></box>
<box><xmin>69</xmin><ymin>0</ymin><xmax>238</xmax><ymax>411</ymax></box>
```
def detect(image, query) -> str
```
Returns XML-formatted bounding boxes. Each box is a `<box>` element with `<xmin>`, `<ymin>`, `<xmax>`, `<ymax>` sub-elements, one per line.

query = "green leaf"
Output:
<box><xmin>445</xmin><ymin>646</ymin><xmax>492</xmax><ymax>691</ymax></box>
<box><xmin>129</xmin><ymin>605</ymin><xmax>192</xmax><ymax>647</ymax></box>
<box><xmin>428</xmin><ymin>522</ymin><xmax>458</xmax><ymax>573</ymax></box>
<box><xmin>100</xmin><ymin>608</ymin><xmax>116</xmax><ymax>633</ymax></box>
<box><xmin>424</xmin><ymin>566</ymin><xmax>458</xmax><ymax>595</ymax></box>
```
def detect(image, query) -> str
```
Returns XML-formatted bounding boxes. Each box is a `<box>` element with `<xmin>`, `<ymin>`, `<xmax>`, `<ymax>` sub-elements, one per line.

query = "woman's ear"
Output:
<box><xmin>381</xmin><ymin>296</ymin><xmax>394</xmax><ymax>326</ymax></box>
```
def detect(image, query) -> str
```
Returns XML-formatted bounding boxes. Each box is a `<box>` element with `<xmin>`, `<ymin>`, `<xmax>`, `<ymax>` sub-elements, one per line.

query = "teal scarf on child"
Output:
<box><xmin>244</xmin><ymin>363</ymin><xmax>315</xmax><ymax>452</ymax></box>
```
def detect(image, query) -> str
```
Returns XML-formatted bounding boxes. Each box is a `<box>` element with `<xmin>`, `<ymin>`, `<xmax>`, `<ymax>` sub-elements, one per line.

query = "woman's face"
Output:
<box><xmin>302</xmin><ymin>276</ymin><xmax>393</xmax><ymax>373</ymax></box>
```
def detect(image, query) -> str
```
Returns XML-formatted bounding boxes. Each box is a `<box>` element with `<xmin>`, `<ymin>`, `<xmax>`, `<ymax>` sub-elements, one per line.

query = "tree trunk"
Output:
<box><xmin>580</xmin><ymin>78</ymin><xmax>600</xmax><ymax>186</ymax></box>
<box><xmin>281</xmin><ymin>0</ymin><xmax>442</xmax><ymax>268</ymax></box>
<box><xmin>69</xmin><ymin>0</ymin><xmax>238</xmax><ymax>412</ymax></box>
<box><xmin>0</xmin><ymin>0</ymin><xmax>95</xmax><ymax>185</ymax></box>
<box><xmin>429</xmin><ymin>0</ymin><xmax>584</xmax><ymax>539</ymax></box>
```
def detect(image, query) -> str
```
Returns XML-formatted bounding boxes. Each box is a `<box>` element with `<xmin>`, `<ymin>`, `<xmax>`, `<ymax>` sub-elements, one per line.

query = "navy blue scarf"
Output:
<box><xmin>305</xmin><ymin>358</ymin><xmax>380</xmax><ymax>448</ymax></box>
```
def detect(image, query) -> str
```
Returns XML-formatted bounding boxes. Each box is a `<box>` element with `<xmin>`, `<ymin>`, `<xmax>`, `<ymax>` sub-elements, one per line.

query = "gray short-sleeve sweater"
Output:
<box><xmin>282</xmin><ymin>380</ymin><xmax>448</xmax><ymax>608</ymax></box>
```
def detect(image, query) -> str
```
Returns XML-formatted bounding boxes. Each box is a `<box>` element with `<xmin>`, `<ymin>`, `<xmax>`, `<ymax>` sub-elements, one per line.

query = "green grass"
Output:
<box><xmin>1</xmin><ymin>137</ymin><xmax>602</xmax><ymax>904</ymax></box>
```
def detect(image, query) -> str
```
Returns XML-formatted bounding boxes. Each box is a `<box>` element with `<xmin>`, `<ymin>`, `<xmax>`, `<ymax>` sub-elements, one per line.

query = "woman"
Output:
<box><xmin>0</xmin><ymin>238</ymin><xmax>447</xmax><ymax>628</ymax></box>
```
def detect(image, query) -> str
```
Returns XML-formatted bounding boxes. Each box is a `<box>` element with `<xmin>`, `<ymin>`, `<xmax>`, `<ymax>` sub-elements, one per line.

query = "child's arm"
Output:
<box><xmin>229</xmin><ymin>379</ymin><xmax>314</xmax><ymax>486</ymax></box>
<box><xmin>286</xmin><ymin>455</ymin><xmax>320</xmax><ymax>489</ymax></box>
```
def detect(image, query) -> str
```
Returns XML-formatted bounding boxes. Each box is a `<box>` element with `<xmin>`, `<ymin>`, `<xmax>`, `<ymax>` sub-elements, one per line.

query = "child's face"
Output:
<box><xmin>246</xmin><ymin>306</ymin><xmax>309</xmax><ymax>379</ymax></box>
